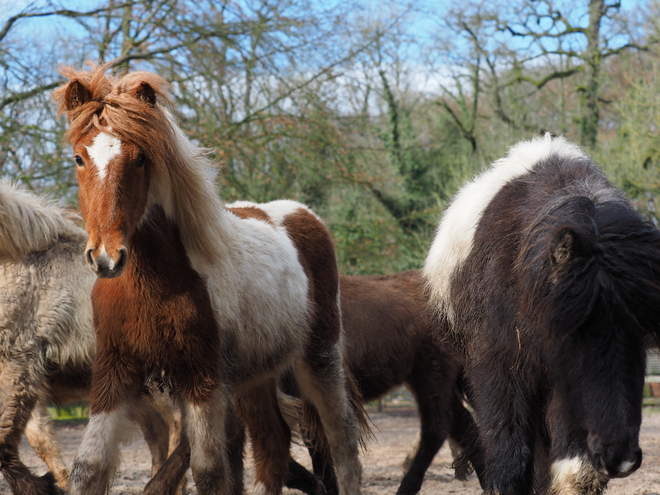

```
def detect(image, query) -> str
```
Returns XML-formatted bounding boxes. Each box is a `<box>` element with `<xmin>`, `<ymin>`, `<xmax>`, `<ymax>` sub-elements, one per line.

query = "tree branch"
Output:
<box><xmin>0</xmin><ymin>82</ymin><xmax>59</xmax><ymax>110</ymax></box>
<box><xmin>0</xmin><ymin>2</ymin><xmax>137</xmax><ymax>44</ymax></box>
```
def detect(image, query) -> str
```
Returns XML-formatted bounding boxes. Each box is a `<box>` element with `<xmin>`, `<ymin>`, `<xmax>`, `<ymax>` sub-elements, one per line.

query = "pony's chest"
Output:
<box><xmin>91</xmin><ymin>255</ymin><xmax>219</xmax><ymax>356</ymax></box>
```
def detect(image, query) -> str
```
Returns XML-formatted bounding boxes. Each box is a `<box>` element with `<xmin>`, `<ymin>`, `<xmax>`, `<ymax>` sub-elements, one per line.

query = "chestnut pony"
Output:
<box><xmin>53</xmin><ymin>64</ymin><xmax>364</xmax><ymax>495</ymax></box>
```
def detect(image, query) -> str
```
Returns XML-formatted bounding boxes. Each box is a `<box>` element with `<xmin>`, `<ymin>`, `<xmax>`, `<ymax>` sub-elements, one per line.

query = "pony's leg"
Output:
<box><xmin>303</xmin><ymin>413</ymin><xmax>338</xmax><ymax>494</ymax></box>
<box><xmin>131</xmin><ymin>401</ymin><xmax>170</xmax><ymax>476</ymax></box>
<box><xmin>468</xmin><ymin>361</ymin><xmax>536</xmax><ymax>495</ymax></box>
<box><xmin>543</xmin><ymin>393</ymin><xmax>609</xmax><ymax>495</ymax></box>
<box><xmin>68</xmin><ymin>350</ymin><xmax>147</xmax><ymax>495</ymax></box>
<box><xmin>295</xmin><ymin>344</ymin><xmax>362</xmax><ymax>495</ymax></box>
<box><xmin>448</xmin><ymin>396</ymin><xmax>486</xmax><ymax>486</ymax></box>
<box><xmin>148</xmin><ymin>392</ymin><xmax>183</xmax><ymax>456</ymax></box>
<box><xmin>184</xmin><ymin>385</ymin><xmax>231</xmax><ymax>495</ymax></box>
<box><xmin>68</xmin><ymin>401</ymin><xmax>140</xmax><ymax>495</ymax></box>
<box><xmin>286</xmin><ymin>457</ymin><xmax>327</xmax><ymax>495</ymax></box>
<box><xmin>146</xmin><ymin>393</ymin><xmax>187</xmax><ymax>494</ymax></box>
<box><xmin>146</xmin><ymin>399</ymin><xmax>246</xmax><ymax>495</ymax></box>
<box><xmin>396</xmin><ymin>364</ymin><xmax>455</xmax><ymax>495</ymax></box>
<box><xmin>0</xmin><ymin>361</ymin><xmax>60</xmax><ymax>495</ymax></box>
<box><xmin>144</xmin><ymin>430</ymin><xmax>191</xmax><ymax>495</ymax></box>
<box><xmin>225</xmin><ymin>401</ymin><xmax>246</xmax><ymax>495</ymax></box>
<box><xmin>279</xmin><ymin>370</ymin><xmax>331</xmax><ymax>495</ymax></box>
<box><xmin>25</xmin><ymin>401</ymin><xmax>70</xmax><ymax>489</ymax></box>
<box><xmin>400</xmin><ymin>393</ymin><xmax>484</xmax><ymax>486</ymax></box>
<box><xmin>234</xmin><ymin>378</ymin><xmax>291</xmax><ymax>495</ymax></box>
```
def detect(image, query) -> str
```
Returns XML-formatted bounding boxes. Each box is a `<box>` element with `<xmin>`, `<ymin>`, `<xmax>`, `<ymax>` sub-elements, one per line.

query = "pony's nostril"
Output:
<box><xmin>116</xmin><ymin>247</ymin><xmax>127</xmax><ymax>271</ymax></box>
<box><xmin>85</xmin><ymin>247</ymin><xmax>95</xmax><ymax>268</ymax></box>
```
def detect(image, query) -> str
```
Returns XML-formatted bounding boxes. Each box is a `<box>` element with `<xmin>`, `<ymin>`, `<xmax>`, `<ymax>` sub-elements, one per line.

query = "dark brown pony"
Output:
<box><xmin>285</xmin><ymin>270</ymin><xmax>484</xmax><ymax>495</ymax></box>
<box><xmin>53</xmin><ymin>63</ymin><xmax>364</xmax><ymax>495</ymax></box>
<box><xmin>425</xmin><ymin>134</ymin><xmax>660</xmax><ymax>494</ymax></box>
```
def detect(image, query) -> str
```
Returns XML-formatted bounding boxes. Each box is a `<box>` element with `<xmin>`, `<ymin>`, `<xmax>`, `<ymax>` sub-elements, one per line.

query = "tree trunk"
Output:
<box><xmin>582</xmin><ymin>0</ymin><xmax>605</xmax><ymax>148</ymax></box>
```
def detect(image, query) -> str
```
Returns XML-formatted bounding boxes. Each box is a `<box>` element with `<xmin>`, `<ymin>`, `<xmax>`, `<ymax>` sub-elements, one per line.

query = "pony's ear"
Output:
<box><xmin>551</xmin><ymin>227</ymin><xmax>579</xmax><ymax>266</ymax></box>
<box><xmin>133</xmin><ymin>82</ymin><xmax>157</xmax><ymax>106</ymax></box>
<box><xmin>63</xmin><ymin>80</ymin><xmax>93</xmax><ymax>112</ymax></box>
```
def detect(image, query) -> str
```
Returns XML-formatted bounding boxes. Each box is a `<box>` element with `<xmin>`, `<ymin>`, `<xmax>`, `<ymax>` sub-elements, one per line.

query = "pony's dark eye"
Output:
<box><xmin>136</xmin><ymin>154</ymin><xmax>146</xmax><ymax>168</ymax></box>
<box><xmin>74</xmin><ymin>155</ymin><xmax>84</xmax><ymax>167</ymax></box>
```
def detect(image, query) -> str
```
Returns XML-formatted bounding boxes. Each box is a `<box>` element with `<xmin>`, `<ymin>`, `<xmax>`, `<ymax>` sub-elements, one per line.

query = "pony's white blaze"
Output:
<box><xmin>423</xmin><ymin>134</ymin><xmax>587</xmax><ymax>321</ymax></box>
<box><xmin>85</xmin><ymin>132</ymin><xmax>122</xmax><ymax>181</ymax></box>
<box><xmin>549</xmin><ymin>456</ymin><xmax>588</xmax><ymax>494</ymax></box>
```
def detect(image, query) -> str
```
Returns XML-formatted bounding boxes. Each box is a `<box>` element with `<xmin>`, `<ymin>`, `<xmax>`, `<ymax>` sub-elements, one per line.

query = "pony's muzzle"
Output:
<box><xmin>589</xmin><ymin>435</ymin><xmax>642</xmax><ymax>478</ymax></box>
<box><xmin>85</xmin><ymin>245</ymin><xmax>128</xmax><ymax>278</ymax></box>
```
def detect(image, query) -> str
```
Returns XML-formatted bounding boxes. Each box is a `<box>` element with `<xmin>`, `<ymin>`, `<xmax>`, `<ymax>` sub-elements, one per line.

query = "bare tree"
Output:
<box><xmin>500</xmin><ymin>0</ymin><xmax>657</xmax><ymax>147</ymax></box>
<box><xmin>0</xmin><ymin>0</ymin><xmax>374</xmax><ymax>200</ymax></box>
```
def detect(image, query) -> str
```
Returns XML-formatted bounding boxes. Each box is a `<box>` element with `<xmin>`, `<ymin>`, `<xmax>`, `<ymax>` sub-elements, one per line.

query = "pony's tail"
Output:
<box><xmin>345</xmin><ymin>367</ymin><xmax>372</xmax><ymax>450</ymax></box>
<box><xmin>298</xmin><ymin>368</ymin><xmax>370</xmax><ymax>493</ymax></box>
<box><xmin>300</xmin><ymin>365</ymin><xmax>372</xmax><ymax>457</ymax></box>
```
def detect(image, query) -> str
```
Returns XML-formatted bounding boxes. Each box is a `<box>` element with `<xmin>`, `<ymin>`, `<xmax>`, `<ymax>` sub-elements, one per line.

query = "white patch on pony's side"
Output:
<box><xmin>151</xmin><ymin>107</ymin><xmax>311</xmax><ymax>379</ymax></box>
<box><xmin>201</xmin><ymin>202</ymin><xmax>310</xmax><ymax>380</ymax></box>
<box><xmin>423</xmin><ymin>134</ymin><xmax>587</xmax><ymax>322</ymax></box>
<box><xmin>86</xmin><ymin>132</ymin><xmax>122</xmax><ymax>181</ymax></box>
<box><xmin>549</xmin><ymin>456</ymin><xmax>588</xmax><ymax>494</ymax></box>
<box><xmin>228</xmin><ymin>199</ymin><xmax>320</xmax><ymax>226</ymax></box>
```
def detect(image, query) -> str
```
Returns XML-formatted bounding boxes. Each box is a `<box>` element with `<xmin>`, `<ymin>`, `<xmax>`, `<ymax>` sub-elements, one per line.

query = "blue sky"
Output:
<box><xmin>0</xmin><ymin>0</ymin><xmax>652</xmax><ymax>97</ymax></box>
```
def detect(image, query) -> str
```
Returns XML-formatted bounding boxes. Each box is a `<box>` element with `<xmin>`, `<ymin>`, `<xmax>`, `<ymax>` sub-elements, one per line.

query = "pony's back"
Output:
<box><xmin>0</xmin><ymin>181</ymin><xmax>93</xmax><ymax>372</ymax></box>
<box><xmin>0</xmin><ymin>181</ymin><xmax>84</xmax><ymax>260</ymax></box>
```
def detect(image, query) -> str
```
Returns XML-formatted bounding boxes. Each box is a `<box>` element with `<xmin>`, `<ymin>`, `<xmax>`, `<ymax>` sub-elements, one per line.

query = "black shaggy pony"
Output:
<box><xmin>424</xmin><ymin>134</ymin><xmax>660</xmax><ymax>495</ymax></box>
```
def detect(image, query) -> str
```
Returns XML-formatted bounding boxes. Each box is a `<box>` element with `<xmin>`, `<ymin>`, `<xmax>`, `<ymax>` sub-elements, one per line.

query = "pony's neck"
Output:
<box><xmin>148</xmin><ymin>120</ymin><xmax>236</xmax><ymax>269</ymax></box>
<box><xmin>134</xmin><ymin>204</ymin><xmax>212</xmax><ymax>281</ymax></box>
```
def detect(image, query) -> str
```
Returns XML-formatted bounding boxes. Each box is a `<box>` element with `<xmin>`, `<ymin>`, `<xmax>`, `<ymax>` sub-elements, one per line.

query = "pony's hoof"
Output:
<box><xmin>39</xmin><ymin>472</ymin><xmax>65</xmax><ymax>495</ymax></box>
<box><xmin>313</xmin><ymin>479</ymin><xmax>328</xmax><ymax>495</ymax></box>
<box><xmin>454</xmin><ymin>465</ymin><xmax>470</xmax><ymax>481</ymax></box>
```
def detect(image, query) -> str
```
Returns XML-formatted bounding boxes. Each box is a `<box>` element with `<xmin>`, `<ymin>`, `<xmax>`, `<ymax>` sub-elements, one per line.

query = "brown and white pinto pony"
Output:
<box><xmin>424</xmin><ymin>134</ymin><xmax>660</xmax><ymax>495</ymax></box>
<box><xmin>53</xmin><ymin>63</ymin><xmax>364</xmax><ymax>495</ymax></box>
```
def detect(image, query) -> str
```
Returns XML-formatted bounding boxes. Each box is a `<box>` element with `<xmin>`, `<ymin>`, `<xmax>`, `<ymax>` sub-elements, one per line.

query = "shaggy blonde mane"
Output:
<box><xmin>0</xmin><ymin>181</ymin><xmax>84</xmax><ymax>260</ymax></box>
<box><xmin>53</xmin><ymin>63</ymin><xmax>230</xmax><ymax>262</ymax></box>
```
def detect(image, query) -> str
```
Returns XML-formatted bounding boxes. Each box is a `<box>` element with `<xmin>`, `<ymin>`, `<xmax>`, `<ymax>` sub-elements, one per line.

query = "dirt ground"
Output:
<box><xmin>3</xmin><ymin>408</ymin><xmax>660</xmax><ymax>495</ymax></box>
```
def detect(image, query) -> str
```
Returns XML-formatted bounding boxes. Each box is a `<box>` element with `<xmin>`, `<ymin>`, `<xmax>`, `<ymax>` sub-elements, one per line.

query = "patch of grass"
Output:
<box><xmin>47</xmin><ymin>401</ymin><xmax>89</xmax><ymax>421</ymax></box>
